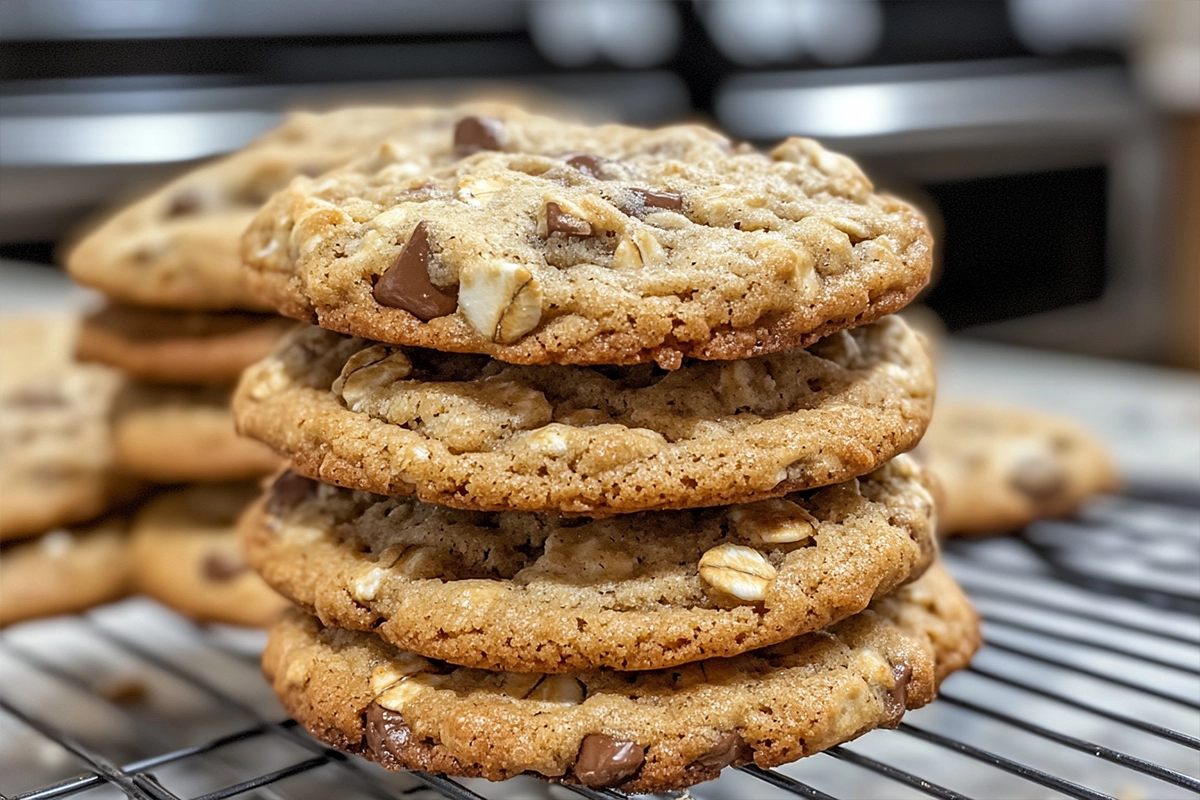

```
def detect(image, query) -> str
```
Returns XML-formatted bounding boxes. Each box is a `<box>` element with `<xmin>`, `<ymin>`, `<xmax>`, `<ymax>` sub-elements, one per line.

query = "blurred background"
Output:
<box><xmin>0</xmin><ymin>0</ymin><xmax>1196</xmax><ymax>368</ymax></box>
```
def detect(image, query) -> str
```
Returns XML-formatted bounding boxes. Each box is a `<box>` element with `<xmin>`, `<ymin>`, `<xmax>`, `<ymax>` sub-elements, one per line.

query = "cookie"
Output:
<box><xmin>918</xmin><ymin>402</ymin><xmax>1120</xmax><ymax>536</ymax></box>
<box><xmin>233</xmin><ymin>316</ymin><xmax>933</xmax><ymax>516</ymax></box>
<box><xmin>0</xmin><ymin>523</ymin><xmax>132</xmax><ymax>626</ymax></box>
<box><xmin>0</xmin><ymin>316</ymin><xmax>135</xmax><ymax>541</ymax></box>
<box><xmin>243</xmin><ymin>105</ymin><xmax>932</xmax><ymax>368</ymax></box>
<box><xmin>77</xmin><ymin>304</ymin><xmax>297</xmax><ymax>385</ymax></box>
<box><xmin>243</xmin><ymin>456</ymin><xmax>936</xmax><ymax>672</ymax></box>
<box><xmin>114</xmin><ymin>383</ymin><xmax>282</xmax><ymax>483</ymax></box>
<box><xmin>66</xmin><ymin>106</ymin><xmax>471</xmax><ymax>311</ymax></box>
<box><xmin>131</xmin><ymin>483</ymin><xmax>289</xmax><ymax>627</ymax></box>
<box><xmin>263</xmin><ymin>561</ymin><xmax>979</xmax><ymax>793</ymax></box>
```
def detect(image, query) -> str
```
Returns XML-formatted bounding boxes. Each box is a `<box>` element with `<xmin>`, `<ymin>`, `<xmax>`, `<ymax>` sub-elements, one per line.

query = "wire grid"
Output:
<box><xmin>2</xmin><ymin>487</ymin><xmax>1197</xmax><ymax>800</ymax></box>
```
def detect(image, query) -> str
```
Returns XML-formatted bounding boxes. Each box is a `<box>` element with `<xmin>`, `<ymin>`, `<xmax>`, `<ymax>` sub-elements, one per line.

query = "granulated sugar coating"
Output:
<box><xmin>242</xmin><ymin>455</ymin><xmax>936</xmax><ymax>672</ymax></box>
<box><xmin>262</xmin><ymin>563</ymin><xmax>979</xmax><ymax>794</ymax></box>
<box><xmin>242</xmin><ymin>105</ymin><xmax>932</xmax><ymax>366</ymax></box>
<box><xmin>233</xmin><ymin>315</ymin><xmax>933</xmax><ymax>515</ymax></box>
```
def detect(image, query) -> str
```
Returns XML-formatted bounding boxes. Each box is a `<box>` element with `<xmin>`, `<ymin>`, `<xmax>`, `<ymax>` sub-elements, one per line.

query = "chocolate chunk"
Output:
<box><xmin>166</xmin><ymin>189</ymin><xmax>202</xmax><ymax>217</ymax></box>
<box><xmin>201</xmin><ymin>551</ymin><xmax>246</xmax><ymax>582</ymax></box>
<box><xmin>545</xmin><ymin>202</ymin><xmax>593</xmax><ymax>237</ymax></box>
<box><xmin>574</xmin><ymin>734</ymin><xmax>645</xmax><ymax>787</ymax></box>
<box><xmin>624</xmin><ymin>188</ymin><xmax>683</xmax><ymax>215</ymax></box>
<box><xmin>566</xmin><ymin>154</ymin><xmax>606</xmax><ymax>178</ymax></box>
<box><xmin>454</xmin><ymin>116</ymin><xmax>504</xmax><ymax>155</ymax></box>
<box><xmin>266</xmin><ymin>470</ymin><xmax>319</xmax><ymax>517</ymax></box>
<box><xmin>366</xmin><ymin>704</ymin><xmax>413</xmax><ymax>763</ymax></box>
<box><xmin>693</xmin><ymin>732</ymin><xmax>747</xmax><ymax>770</ymax></box>
<box><xmin>1009</xmin><ymin>454</ymin><xmax>1068</xmax><ymax>503</ymax></box>
<box><xmin>373</xmin><ymin>222</ymin><xmax>459</xmax><ymax>320</ymax></box>
<box><xmin>889</xmin><ymin>662</ymin><xmax>911</xmax><ymax>710</ymax></box>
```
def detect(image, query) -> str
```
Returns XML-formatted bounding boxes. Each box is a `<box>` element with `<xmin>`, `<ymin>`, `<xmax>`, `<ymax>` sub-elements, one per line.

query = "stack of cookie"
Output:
<box><xmin>62</xmin><ymin>109</ymin><xmax>461</xmax><ymax>626</ymax></box>
<box><xmin>232</xmin><ymin>106</ymin><xmax>981</xmax><ymax>791</ymax></box>
<box><xmin>0</xmin><ymin>315</ymin><xmax>134</xmax><ymax>626</ymax></box>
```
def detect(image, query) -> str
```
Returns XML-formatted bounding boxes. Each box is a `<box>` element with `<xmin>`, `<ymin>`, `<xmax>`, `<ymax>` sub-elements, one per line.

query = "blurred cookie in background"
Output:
<box><xmin>63</xmin><ymin>106</ymin><xmax>473</xmax><ymax>312</ymax></box>
<box><xmin>919</xmin><ymin>401</ymin><xmax>1120</xmax><ymax>536</ymax></box>
<box><xmin>112</xmin><ymin>383</ymin><xmax>282</xmax><ymax>484</ymax></box>
<box><xmin>0</xmin><ymin>315</ymin><xmax>137</xmax><ymax>540</ymax></box>
<box><xmin>77</xmin><ymin>305</ymin><xmax>297</xmax><ymax>386</ymax></box>
<box><xmin>0</xmin><ymin>522</ymin><xmax>133</xmax><ymax>626</ymax></box>
<box><xmin>131</xmin><ymin>483</ymin><xmax>288</xmax><ymax>627</ymax></box>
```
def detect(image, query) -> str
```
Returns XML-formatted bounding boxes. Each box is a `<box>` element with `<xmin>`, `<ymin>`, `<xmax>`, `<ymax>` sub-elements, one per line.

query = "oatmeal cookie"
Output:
<box><xmin>0</xmin><ymin>523</ymin><xmax>132</xmax><ymax>626</ymax></box>
<box><xmin>66</xmin><ymin>106</ymin><xmax>467</xmax><ymax>311</ymax></box>
<box><xmin>0</xmin><ymin>316</ymin><xmax>134</xmax><ymax>540</ymax></box>
<box><xmin>131</xmin><ymin>483</ymin><xmax>288</xmax><ymax>627</ymax></box>
<box><xmin>918</xmin><ymin>402</ymin><xmax>1119</xmax><ymax>536</ymax></box>
<box><xmin>243</xmin><ymin>105</ymin><xmax>932</xmax><ymax>367</ymax></box>
<box><xmin>234</xmin><ymin>316</ymin><xmax>934</xmax><ymax>515</ymax></box>
<box><xmin>77</xmin><ymin>304</ymin><xmax>297</xmax><ymax>385</ymax></box>
<box><xmin>114</xmin><ymin>383</ymin><xmax>282</xmax><ymax>483</ymax></box>
<box><xmin>262</xmin><ymin>562</ymin><xmax>978</xmax><ymax>793</ymax></box>
<box><xmin>242</xmin><ymin>456</ymin><xmax>936</xmax><ymax>672</ymax></box>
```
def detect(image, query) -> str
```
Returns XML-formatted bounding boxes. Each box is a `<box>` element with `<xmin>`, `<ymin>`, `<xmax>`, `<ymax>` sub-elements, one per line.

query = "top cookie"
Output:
<box><xmin>66</xmin><ymin>106</ymin><xmax>467</xmax><ymax>311</ymax></box>
<box><xmin>243</xmin><ymin>105</ymin><xmax>932</xmax><ymax>367</ymax></box>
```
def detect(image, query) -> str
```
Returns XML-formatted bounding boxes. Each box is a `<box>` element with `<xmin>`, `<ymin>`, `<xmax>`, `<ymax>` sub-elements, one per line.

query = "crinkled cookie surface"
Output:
<box><xmin>263</xmin><ymin>562</ymin><xmax>978</xmax><ymax>793</ymax></box>
<box><xmin>242</xmin><ymin>456</ymin><xmax>937</xmax><ymax>672</ymax></box>
<box><xmin>234</xmin><ymin>315</ymin><xmax>934</xmax><ymax>515</ymax></box>
<box><xmin>243</xmin><ymin>105</ymin><xmax>932</xmax><ymax>366</ymax></box>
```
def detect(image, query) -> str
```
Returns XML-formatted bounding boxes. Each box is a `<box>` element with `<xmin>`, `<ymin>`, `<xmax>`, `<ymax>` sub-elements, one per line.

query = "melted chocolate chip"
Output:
<box><xmin>574</xmin><ymin>734</ymin><xmax>645</xmax><ymax>787</ymax></box>
<box><xmin>890</xmin><ymin>663</ymin><xmax>911</xmax><ymax>709</ymax></box>
<box><xmin>365</xmin><ymin>704</ymin><xmax>413</xmax><ymax>763</ymax></box>
<box><xmin>166</xmin><ymin>190</ymin><xmax>202</xmax><ymax>217</ymax></box>
<box><xmin>1009</xmin><ymin>454</ymin><xmax>1068</xmax><ymax>503</ymax></box>
<box><xmin>623</xmin><ymin>187</ymin><xmax>683</xmax><ymax>215</ymax></box>
<box><xmin>693</xmin><ymin>732</ymin><xmax>747</xmax><ymax>770</ymax></box>
<box><xmin>454</xmin><ymin>116</ymin><xmax>503</xmax><ymax>155</ymax></box>
<box><xmin>266</xmin><ymin>470</ymin><xmax>319</xmax><ymax>517</ymax></box>
<box><xmin>884</xmin><ymin>662</ymin><xmax>912</xmax><ymax>724</ymax></box>
<box><xmin>566</xmin><ymin>153</ymin><xmax>606</xmax><ymax>178</ymax></box>
<box><xmin>372</xmin><ymin>222</ymin><xmax>459</xmax><ymax>320</ymax></box>
<box><xmin>545</xmin><ymin>202</ymin><xmax>593</xmax><ymax>237</ymax></box>
<box><xmin>202</xmin><ymin>551</ymin><xmax>246</xmax><ymax>582</ymax></box>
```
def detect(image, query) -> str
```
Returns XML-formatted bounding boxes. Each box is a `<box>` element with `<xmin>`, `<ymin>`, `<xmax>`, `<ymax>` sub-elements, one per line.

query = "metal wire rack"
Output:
<box><xmin>2</xmin><ymin>487</ymin><xmax>1198</xmax><ymax>800</ymax></box>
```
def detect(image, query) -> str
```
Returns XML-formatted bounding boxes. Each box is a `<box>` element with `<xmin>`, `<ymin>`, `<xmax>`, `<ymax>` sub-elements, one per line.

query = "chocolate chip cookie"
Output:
<box><xmin>263</xmin><ymin>561</ymin><xmax>978</xmax><ymax>793</ymax></box>
<box><xmin>114</xmin><ymin>383</ymin><xmax>282</xmax><ymax>483</ymax></box>
<box><xmin>243</xmin><ymin>106</ymin><xmax>932</xmax><ymax>367</ymax></box>
<box><xmin>243</xmin><ymin>455</ymin><xmax>936</xmax><ymax>672</ymax></box>
<box><xmin>919</xmin><ymin>402</ymin><xmax>1120</xmax><ymax>536</ymax></box>
<box><xmin>233</xmin><ymin>316</ymin><xmax>934</xmax><ymax>515</ymax></box>
<box><xmin>0</xmin><ymin>523</ymin><xmax>132</xmax><ymax>626</ymax></box>
<box><xmin>0</xmin><ymin>315</ymin><xmax>135</xmax><ymax>540</ymax></box>
<box><xmin>131</xmin><ymin>483</ymin><xmax>289</xmax><ymax>627</ymax></box>
<box><xmin>66</xmin><ymin>106</ymin><xmax>468</xmax><ymax>311</ymax></box>
<box><xmin>77</xmin><ymin>304</ymin><xmax>298</xmax><ymax>385</ymax></box>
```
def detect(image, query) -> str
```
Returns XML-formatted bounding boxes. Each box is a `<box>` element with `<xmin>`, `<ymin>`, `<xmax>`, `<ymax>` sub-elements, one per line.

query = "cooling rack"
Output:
<box><xmin>2</xmin><ymin>486</ymin><xmax>1197</xmax><ymax>800</ymax></box>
